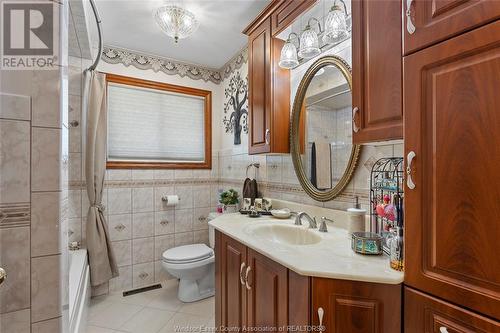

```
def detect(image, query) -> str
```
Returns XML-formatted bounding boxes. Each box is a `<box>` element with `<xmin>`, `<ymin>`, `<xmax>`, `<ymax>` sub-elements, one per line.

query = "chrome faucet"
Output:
<box><xmin>295</xmin><ymin>212</ymin><xmax>317</xmax><ymax>228</ymax></box>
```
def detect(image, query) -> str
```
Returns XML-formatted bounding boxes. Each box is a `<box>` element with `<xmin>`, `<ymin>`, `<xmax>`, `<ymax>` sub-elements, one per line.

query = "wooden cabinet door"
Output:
<box><xmin>404</xmin><ymin>21</ymin><xmax>500</xmax><ymax>320</ymax></box>
<box><xmin>351</xmin><ymin>0</ymin><xmax>403</xmax><ymax>144</ymax></box>
<box><xmin>405</xmin><ymin>287</ymin><xmax>500</xmax><ymax>333</ymax></box>
<box><xmin>246</xmin><ymin>248</ymin><xmax>288</xmax><ymax>331</ymax></box>
<box><xmin>248</xmin><ymin>17</ymin><xmax>272</xmax><ymax>154</ymax></box>
<box><xmin>403</xmin><ymin>0</ymin><xmax>500</xmax><ymax>55</ymax></box>
<box><xmin>217</xmin><ymin>232</ymin><xmax>248</xmax><ymax>331</ymax></box>
<box><xmin>311</xmin><ymin>278</ymin><xmax>401</xmax><ymax>333</ymax></box>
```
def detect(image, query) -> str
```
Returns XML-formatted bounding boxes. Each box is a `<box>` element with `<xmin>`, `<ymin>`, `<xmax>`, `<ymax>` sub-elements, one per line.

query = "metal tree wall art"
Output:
<box><xmin>223</xmin><ymin>72</ymin><xmax>248</xmax><ymax>145</ymax></box>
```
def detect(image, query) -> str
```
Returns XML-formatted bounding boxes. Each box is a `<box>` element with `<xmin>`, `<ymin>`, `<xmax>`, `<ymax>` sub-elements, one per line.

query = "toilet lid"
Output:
<box><xmin>162</xmin><ymin>244</ymin><xmax>214</xmax><ymax>263</ymax></box>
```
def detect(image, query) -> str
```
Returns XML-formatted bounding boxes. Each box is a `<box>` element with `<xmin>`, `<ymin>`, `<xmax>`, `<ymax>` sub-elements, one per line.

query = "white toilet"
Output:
<box><xmin>162</xmin><ymin>221</ymin><xmax>217</xmax><ymax>302</ymax></box>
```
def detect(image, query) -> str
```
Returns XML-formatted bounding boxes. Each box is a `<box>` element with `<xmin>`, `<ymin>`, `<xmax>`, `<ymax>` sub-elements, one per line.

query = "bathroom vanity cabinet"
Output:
<box><xmin>215</xmin><ymin>231</ymin><xmax>304</xmax><ymax>330</ymax></box>
<box><xmin>351</xmin><ymin>0</ymin><xmax>403</xmax><ymax>144</ymax></box>
<box><xmin>215</xmin><ymin>230</ymin><xmax>402</xmax><ymax>333</ymax></box>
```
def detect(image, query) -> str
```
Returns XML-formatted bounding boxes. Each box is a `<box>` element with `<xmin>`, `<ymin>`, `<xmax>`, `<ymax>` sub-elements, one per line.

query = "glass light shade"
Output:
<box><xmin>278</xmin><ymin>40</ymin><xmax>299</xmax><ymax>69</ymax></box>
<box><xmin>323</xmin><ymin>5</ymin><xmax>349</xmax><ymax>44</ymax></box>
<box><xmin>155</xmin><ymin>6</ymin><xmax>199</xmax><ymax>43</ymax></box>
<box><xmin>298</xmin><ymin>26</ymin><xmax>320</xmax><ymax>59</ymax></box>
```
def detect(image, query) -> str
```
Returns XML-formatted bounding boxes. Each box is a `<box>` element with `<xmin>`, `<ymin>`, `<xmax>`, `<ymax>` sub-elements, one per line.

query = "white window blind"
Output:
<box><xmin>107</xmin><ymin>83</ymin><xmax>206</xmax><ymax>162</ymax></box>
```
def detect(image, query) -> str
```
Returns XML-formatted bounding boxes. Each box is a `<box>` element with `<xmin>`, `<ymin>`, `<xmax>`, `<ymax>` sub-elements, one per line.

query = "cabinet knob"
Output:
<box><xmin>265</xmin><ymin>129</ymin><xmax>270</xmax><ymax>145</ymax></box>
<box><xmin>439</xmin><ymin>327</ymin><xmax>448</xmax><ymax>333</ymax></box>
<box><xmin>245</xmin><ymin>266</ymin><xmax>252</xmax><ymax>290</ymax></box>
<box><xmin>239</xmin><ymin>262</ymin><xmax>246</xmax><ymax>286</ymax></box>
<box><xmin>406</xmin><ymin>151</ymin><xmax>416</xmax><ymax>189</ymax></box>
<box><xmin>352</xmin><ymin>107</ymin><xmax>360</xmax><ymax>133</ymax></box>
<box><xmin>405</xmin><ymin>0</ymin><xmax>416</xmax><ymax>34</ymax></box>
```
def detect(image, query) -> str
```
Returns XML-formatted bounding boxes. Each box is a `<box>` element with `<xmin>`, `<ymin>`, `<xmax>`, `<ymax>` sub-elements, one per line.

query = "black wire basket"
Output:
<box><xmin>370</xmin><ymin>157</ymin><xmax>404</xmax><ymax>254</ymax></box>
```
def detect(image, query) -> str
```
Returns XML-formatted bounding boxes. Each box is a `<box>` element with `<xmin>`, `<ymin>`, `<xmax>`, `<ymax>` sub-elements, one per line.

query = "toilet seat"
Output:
<box><xmin>162</xmin><ymin>244</ymin><xmax>214</xmax><ymax>264</ymax></box>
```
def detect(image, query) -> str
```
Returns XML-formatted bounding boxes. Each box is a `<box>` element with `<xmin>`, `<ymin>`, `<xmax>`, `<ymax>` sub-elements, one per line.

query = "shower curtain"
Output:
<box><xmin>85</xmin><ymin>70</ymin><xmax>119</xmax><ymax>286</ymax></box>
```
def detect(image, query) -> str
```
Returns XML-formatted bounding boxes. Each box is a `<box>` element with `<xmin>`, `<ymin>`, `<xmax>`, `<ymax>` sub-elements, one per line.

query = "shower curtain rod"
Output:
<box><xmin>86</xmin><ymin>0</ymin><xmax>103</xmax><ymax>72</ymax></box>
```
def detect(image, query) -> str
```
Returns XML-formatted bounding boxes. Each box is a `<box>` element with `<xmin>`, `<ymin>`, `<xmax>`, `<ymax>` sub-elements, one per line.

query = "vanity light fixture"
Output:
<box><xmin>323</xmin><ymin>0</ymin><xmax>350</xmax><ymax>44</ymax></box>
<box><xmin>154</xmin><ymin>5</ymin><xmax>199</xmax><ymax>43</ymax></box>
<box><xmin>278</xmin><ymin>32</ymin><xmax>300</xmax><ymax>69</ymax></box>
<box><xmin>298</xmin><ymin>18</ymin><xmax>322</xmax><ymax>59</ymax></box>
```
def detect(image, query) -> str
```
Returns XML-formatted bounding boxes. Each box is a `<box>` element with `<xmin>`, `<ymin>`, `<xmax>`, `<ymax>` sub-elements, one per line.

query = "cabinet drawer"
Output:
<box><xmin>403</xmin><ymin>0</ymin><xmax>500</xmax><ymax>55</ymax></box>
<box><xmin>271</xmin><ymin>0</ymin><xmax>317</xmax><ymax>36</ymax></box>
<box><xmin>405</xmin><ymin>287</ymin><xmax>500</xmax><ymax>332</ymax></box>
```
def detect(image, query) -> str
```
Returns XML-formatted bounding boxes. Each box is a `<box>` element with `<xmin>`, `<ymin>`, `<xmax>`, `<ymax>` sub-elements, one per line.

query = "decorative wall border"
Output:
<box><xmin>102</xmin><ymin>46</ymin><xmax>223</xmax><ymax>84</ymax></box>
<box><xmin>70</xmin><ymin>177</ymin><xmax>369</xmax><ymax>207</ymax></box>
<box><xmin>69</xmin><ymin>178</ymin><xmax>219</xmax><ymax>190</ymax></box>
<box><xmin>0</xmin><ymin>203</ymin><xmax>30</xmax><ymax>229</ymax></box>
<box><xmin>221</xmin><ymin>47</ymin><xmax>248</xmax><ymax>79</ymax></box>
<box><xmin>102</xmin><ymin>45</ymin><xmax>248</xmax><ymax>85</ymax></box>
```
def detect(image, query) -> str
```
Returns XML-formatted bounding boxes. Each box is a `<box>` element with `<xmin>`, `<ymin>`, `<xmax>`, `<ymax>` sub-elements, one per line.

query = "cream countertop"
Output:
<box><xmin>209</xmin><ymin>213</ymin><xmax>404</xmax><ymax>285</ymax></box>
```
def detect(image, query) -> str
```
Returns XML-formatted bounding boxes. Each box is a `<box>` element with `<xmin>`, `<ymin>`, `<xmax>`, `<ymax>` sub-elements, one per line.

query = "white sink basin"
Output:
<box><xmin>244</xmin><ymin>223</ymin><xmax>322</xmax><ymax>246</ymax></box>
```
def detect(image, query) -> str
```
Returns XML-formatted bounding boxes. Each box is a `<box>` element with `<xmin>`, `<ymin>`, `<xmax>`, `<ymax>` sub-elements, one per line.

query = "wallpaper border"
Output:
<box><xmin>102</xmin><ymin>46</ymin><xmax>248</xmax><ymax>85</ymax></box>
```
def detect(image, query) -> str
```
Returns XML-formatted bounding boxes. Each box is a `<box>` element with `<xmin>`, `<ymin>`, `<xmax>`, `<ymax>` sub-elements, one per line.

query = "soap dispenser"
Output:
<box><xmin>347</xmin><ymin>196</ymin><xmax>366</xmax><ymax>235</ymax></box>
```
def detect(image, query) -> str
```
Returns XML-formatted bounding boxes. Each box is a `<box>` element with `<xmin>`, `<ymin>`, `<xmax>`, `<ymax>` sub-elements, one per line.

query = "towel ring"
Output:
<box><xmin>246</xmin><ymin>163</ymin><xmax>260</xmax><ymax>179</ymax></box>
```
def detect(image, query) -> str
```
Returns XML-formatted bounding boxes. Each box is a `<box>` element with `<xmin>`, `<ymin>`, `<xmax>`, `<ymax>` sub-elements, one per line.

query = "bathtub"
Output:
<box><xmin>69</xmin><ymin>249</ymin><xmax>91</xmax><ymax>333</ymax></box>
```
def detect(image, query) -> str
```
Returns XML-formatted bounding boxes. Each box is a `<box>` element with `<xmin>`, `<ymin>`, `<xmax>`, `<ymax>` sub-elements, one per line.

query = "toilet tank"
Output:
<box><xmin>207</xmin><ymin>212</ymin><xmax>221</xmax><ymax>249</ymax></box>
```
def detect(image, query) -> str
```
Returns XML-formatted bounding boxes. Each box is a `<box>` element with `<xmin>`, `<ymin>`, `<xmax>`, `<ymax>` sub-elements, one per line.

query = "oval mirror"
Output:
<box><xmin>290</xmin><ymin>56</ymin><xmax>361</xmax><ymax>202</ymax></box>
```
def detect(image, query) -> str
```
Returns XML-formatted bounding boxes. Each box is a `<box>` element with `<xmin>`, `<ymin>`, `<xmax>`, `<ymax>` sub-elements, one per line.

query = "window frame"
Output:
<box><xmin>105</xmin><ymin>73</ymin><xmax>212</xmax><ymax>170</ymax></box>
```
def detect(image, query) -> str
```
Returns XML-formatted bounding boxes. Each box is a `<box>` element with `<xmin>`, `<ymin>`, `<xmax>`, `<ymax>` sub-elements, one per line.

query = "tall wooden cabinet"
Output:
<box><xmin>351</xmin><ymin>0</ymin><xmax>403</xmax><ymax>144</ymax></box>
<box><xmin>404</xmin><ymin>16</ymin><xmax>500</xmax><ymax>325</ymax></box>
<box><xmin>403</xmin><ymin>0</ymin><xmax>500</xmax><ymax>55</ymax></box>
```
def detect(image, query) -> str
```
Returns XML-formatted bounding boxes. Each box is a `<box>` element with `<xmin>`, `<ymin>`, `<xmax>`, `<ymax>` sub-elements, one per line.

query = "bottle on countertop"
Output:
<box><xmin>389</xmin><ymin>226</ymin><xmax>404</xmax><ymax>271</ymax></box>
<box><xmin>347</xmin><ymin>196</ymin><xmax>366</xmax><ymax>235</ymax></box>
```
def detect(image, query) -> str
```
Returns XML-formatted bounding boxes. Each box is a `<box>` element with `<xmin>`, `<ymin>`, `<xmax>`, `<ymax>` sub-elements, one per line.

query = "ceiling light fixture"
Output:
<box><xmin>154</xmin><ymin>5</ymin><xmax>199</xmax><ymax>43</ymax></box>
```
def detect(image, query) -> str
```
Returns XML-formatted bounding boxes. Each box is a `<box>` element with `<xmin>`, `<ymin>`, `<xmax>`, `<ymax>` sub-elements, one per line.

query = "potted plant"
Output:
<box><xmin>219</xmin><ymin>189</ymin><xmax>239</xmax><ymax>213</ymax></box>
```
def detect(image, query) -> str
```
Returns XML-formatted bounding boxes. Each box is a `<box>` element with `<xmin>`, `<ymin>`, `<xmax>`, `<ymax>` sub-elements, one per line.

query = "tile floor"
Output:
<box><xmin>86</xmin><ymin>280</ymin><xmax>215</xmax><ymax>333</ymax></box>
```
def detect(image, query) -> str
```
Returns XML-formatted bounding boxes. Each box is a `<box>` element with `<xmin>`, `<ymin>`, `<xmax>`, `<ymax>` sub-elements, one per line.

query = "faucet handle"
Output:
<box><xmin>319</xmin><ymin>217</ymin><xmax>332</xmax><ymax>232</ymax></box>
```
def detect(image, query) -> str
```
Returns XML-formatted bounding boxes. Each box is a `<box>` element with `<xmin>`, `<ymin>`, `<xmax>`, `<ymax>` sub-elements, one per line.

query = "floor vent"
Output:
<box><xmin>123</xmin><ymin>283</ymin><xmax>162</xmax><ymax>297</ymax></box>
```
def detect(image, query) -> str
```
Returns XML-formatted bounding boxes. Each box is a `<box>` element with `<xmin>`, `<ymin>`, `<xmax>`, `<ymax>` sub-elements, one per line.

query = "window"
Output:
<box><xmin>106</xmin><ymin>74</ymin><xmax>211</xmax><ymax>169</ymax></box>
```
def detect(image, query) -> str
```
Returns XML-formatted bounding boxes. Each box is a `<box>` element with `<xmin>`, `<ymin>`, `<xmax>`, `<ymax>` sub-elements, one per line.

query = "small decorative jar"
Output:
<box><xmin>351</xmin><ymin>232</ymin><xmax>383</xmax><ymax>255</ymax></box>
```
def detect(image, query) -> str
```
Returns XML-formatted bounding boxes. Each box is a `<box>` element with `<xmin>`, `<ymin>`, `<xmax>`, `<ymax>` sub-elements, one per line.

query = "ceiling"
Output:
<box><xmin>95</xmin><ymin>0</ymin><xmax>270</xmax><ymax>69</ymax></box>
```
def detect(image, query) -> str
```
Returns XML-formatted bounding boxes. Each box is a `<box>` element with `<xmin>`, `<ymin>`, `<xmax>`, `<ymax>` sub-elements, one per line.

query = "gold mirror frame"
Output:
<box><xmin>290</xmin><ymin>55</ymin><xmax>361</xmax><ymax>202</ymax></box>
